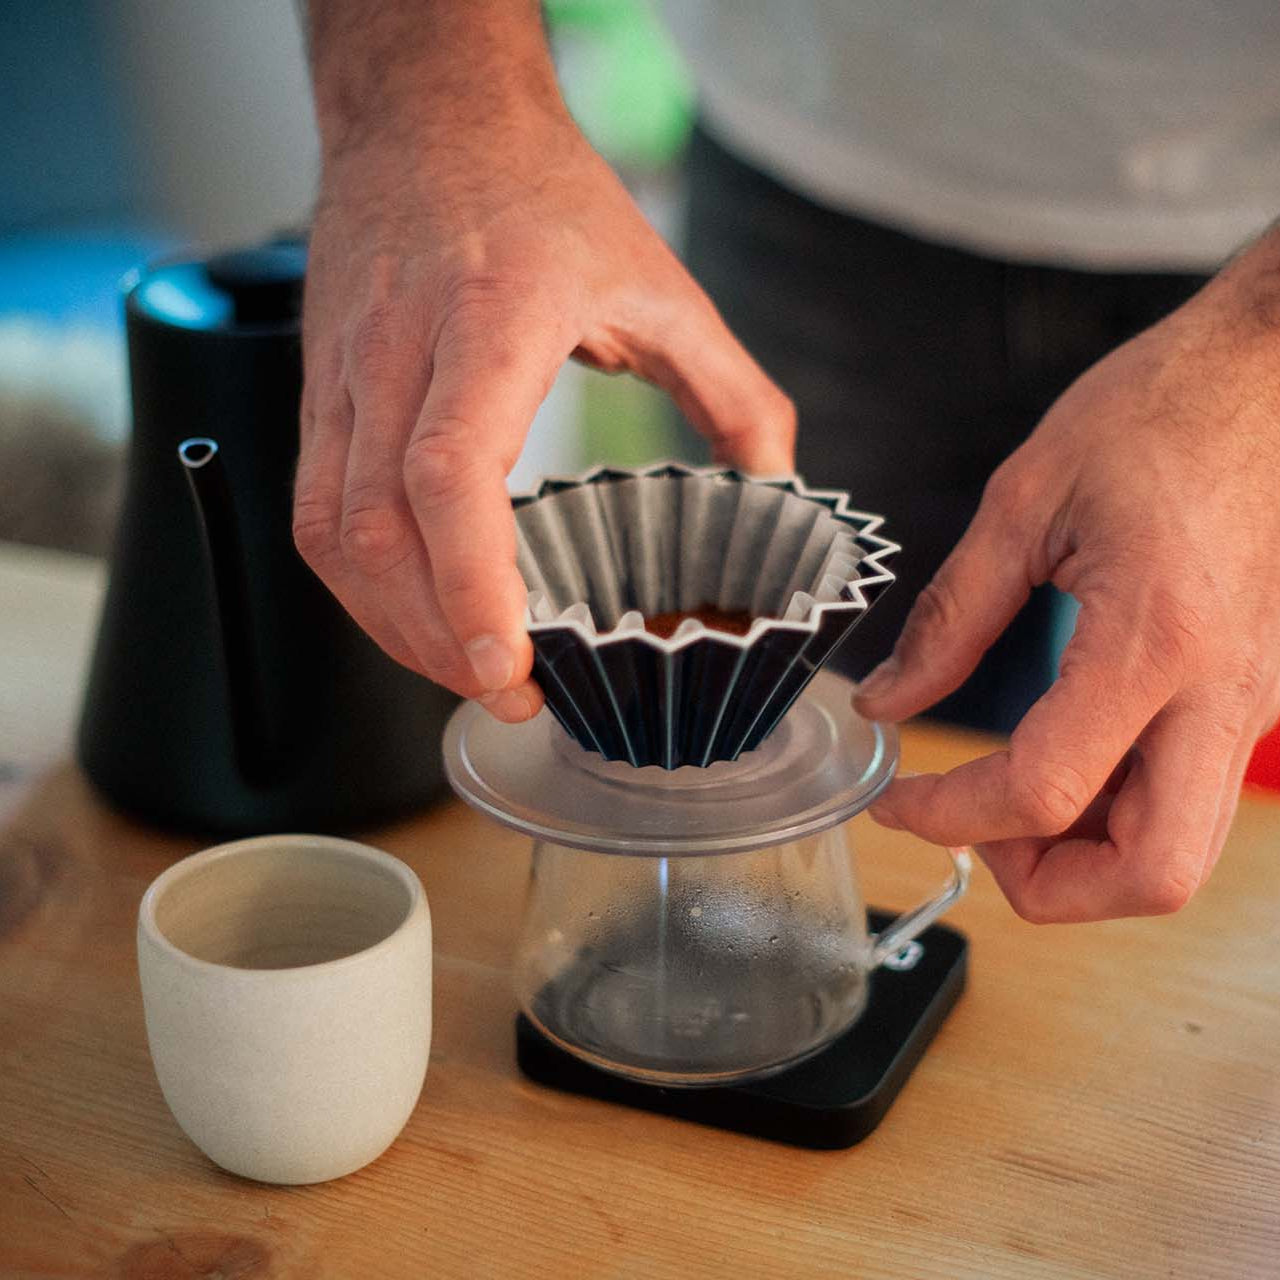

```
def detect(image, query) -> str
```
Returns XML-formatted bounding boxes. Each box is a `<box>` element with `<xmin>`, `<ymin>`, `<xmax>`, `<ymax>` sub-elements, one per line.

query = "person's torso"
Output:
<box><xmin>661</xmin><ymin>1</ymin><xmax>1280</xmax><ymax>268</ymax></box>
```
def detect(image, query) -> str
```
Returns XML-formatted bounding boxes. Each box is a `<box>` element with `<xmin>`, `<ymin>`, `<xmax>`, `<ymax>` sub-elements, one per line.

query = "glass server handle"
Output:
<box><xmin>869</xmin><ymin>845</ymin><xmax>973</xmax><ymax>969</ymax></box>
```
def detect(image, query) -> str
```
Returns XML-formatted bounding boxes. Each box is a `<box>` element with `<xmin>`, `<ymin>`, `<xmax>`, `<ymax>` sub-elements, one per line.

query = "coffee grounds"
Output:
<box><xmin>644</xmin><ymin>606</ymin><xmax>755</xmax><ymax>639</ymax></box>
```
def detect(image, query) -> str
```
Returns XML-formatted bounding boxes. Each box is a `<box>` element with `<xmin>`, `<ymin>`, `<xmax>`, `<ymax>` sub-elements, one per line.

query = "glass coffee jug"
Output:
<box><xmin>444</xmin><ymin>672</ymin><xmax>970</xmax><ymax>1086</ymax></box>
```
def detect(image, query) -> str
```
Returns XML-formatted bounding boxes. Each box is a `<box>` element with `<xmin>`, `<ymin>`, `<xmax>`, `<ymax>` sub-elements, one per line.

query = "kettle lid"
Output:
<box><xmin>129</xmin><ymin>239</ymin><xmax>306</xmax><ymax>332</ymax></box>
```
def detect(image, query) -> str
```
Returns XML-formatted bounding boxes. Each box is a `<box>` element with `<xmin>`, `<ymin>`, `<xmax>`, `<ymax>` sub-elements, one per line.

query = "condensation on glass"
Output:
<box><xmin>445</xmin><ymin>672</ymin><xmax>970</xmax><ymax>1087</ymax></box>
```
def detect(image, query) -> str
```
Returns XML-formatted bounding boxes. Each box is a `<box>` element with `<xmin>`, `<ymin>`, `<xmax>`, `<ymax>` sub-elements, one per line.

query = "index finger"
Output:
<box><xmin>403</xmin><ymin>308</ymin><xmax>574</xmax><ymax>694</ymax></box>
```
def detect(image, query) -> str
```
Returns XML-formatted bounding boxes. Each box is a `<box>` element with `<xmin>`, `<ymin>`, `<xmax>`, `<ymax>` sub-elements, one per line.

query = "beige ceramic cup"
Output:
<box><xmin>137</xmin><ymin>834</ymin><xmax>431</xmax><ymax>1184</ymax></box>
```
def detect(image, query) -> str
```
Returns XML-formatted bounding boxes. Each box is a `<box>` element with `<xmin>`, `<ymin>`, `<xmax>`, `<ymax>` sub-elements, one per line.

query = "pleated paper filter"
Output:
<box><xmin>513</xmin><ymin>463</ymin><xmax>898</xmax><ymax>768</ymax></box>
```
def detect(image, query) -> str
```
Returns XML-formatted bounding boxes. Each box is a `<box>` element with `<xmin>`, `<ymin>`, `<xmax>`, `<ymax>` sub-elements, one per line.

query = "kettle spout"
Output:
<box><xmin>179</xmin><ymin>438</ymin><xmax>275</xmax><ymax>786</ymax></box>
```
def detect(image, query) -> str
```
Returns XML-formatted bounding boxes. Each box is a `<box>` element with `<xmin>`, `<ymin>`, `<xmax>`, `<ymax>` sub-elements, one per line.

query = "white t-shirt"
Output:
<box><xmin>661</xmin><ymin>2</ymin><xmax>1280</xmax><ymax>269</ymax></box>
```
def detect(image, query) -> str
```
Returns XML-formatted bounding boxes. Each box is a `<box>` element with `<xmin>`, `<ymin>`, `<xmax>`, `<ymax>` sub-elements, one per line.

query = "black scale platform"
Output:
<box><xmin>516</xmin><ymin>911</ymin><xmax>967</xmax><ymax>1150</ymax></box>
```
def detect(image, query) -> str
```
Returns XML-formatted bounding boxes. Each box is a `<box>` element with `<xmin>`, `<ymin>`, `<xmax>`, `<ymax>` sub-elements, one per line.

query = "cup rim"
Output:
<box><xmin>137</xmin><ymin>833</ymin><xmax>425</xmax><ymax>980</ymax></box>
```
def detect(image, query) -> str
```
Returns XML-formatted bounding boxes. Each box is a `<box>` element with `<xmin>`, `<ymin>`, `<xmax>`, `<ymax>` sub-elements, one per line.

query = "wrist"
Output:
<box><xmin>1195</xmin><ymin>221</ymin><xmax>1280</xmax><ymax>344</ymax></box>
<box><xmin>307</xmin><ymin>0</ymin><xmax>563</xmax><ymax>162</ymax></box>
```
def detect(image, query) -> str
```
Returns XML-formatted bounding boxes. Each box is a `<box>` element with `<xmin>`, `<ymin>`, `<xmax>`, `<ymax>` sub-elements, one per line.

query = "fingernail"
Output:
<box><xmin>479</xmin><ymin>687</ymin><xmax>535</xmax><ymax>722</ymax></box>
<box><xmin>466</xmin><ymin>634</ymin><xmax>515</xmax><ymax>692</ymax></box>
<box><xmin>857</xmin><ymin>658</ymin><xmax>898</xmax><ymax>701</ymax></box>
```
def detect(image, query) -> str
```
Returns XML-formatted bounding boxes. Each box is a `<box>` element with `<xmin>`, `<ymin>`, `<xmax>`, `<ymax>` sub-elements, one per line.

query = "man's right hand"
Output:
<box><xmin>294</xmin><ymin>0</ymin><xmax>796</xmax><ymax>722</ymax></box>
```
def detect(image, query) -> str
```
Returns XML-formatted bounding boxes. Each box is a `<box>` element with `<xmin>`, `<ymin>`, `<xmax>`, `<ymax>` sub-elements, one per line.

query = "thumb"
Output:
<box><xmin>854</xmin><ymin>467</ymin><xmax>1047</xmax><ymax>722</ymax></box>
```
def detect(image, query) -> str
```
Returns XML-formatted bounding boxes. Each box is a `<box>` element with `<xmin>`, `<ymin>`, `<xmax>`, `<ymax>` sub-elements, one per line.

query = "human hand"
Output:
<box><xmin>854</xmin><ymin>237</ymin><xmax>1280</xmax><ymax>921</ymax></box>
<box><xmin>292</xmin><ymin>4</ymin><xmax>794</xmax><ymax>723</ymax></box>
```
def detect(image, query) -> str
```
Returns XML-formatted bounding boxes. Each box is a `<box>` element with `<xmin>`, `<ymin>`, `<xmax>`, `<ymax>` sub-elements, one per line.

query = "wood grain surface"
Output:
<box><xmin>1</xmin><ymin>541</ymin><xmax>1278</xmax><ymax>1280</ymax></box>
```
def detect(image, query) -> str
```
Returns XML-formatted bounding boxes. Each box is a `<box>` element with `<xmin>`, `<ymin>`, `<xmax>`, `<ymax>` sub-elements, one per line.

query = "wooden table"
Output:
<box><xmin>1</xmin><ymin>539</ymin><xmax>1278</xmax><ymax>1280</ymax></box>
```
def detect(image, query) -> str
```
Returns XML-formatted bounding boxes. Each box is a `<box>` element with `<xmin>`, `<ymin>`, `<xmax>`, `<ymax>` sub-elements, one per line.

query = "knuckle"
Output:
<box><xmin>981</xmin><ymin>457</ymin><xmax>1039</xmax><ymax>521</ymax></box>
<box><xmin>1006</xmin><ymin>758</ymin><xmax>1092</xmax><ymax>832</ymax></box>
<box><xmin>403</xmin><ymin>430</ymin><xmax>480</xmax><ymax>511</ymax></box>
<box><xmin>1222</xmin><ymin>651</ymin><xmax>1269</xmax><ymax>715</ymax></box>
<box><xmin>339</xmin><ymin>500</ymin><xmax>411</xmax><ymax>575</ymax></box>
<box><xmin>442</xmin><ymin>270</ymin><xmax>541</xmax><ymax>337</ymax></box>
<box><xmin>1139</xmin><ymin>588</ymin><xmax>1208</xmax><ymax>684</ymax></box>
<box><xmin>433</xmin><ymin>561</ymin><xmax>489</xmax><ymax>612</ymax></box>
<box><xmin>1134</xmin><ymin>859</ymin><xmax>1200</xmax><ymax>915</ymax></box>
<box><xmin>291</xmin><ymin>494</ymin><xmax>339</xmax><ymax>565</ymax></box>
<box><xmin>1005</xmin><ymin>889</ymin><xmax>1056</xmax><ymax>926</ymax></box>
<box><xmin>907</xmin><ymin>576</ymin><xmax>964</xmax><ymax>642</ymax></box>
<box><xmin>348</xmin><ymin>304</ymin><xmax>405</xmax><ymax>371</ymax></box>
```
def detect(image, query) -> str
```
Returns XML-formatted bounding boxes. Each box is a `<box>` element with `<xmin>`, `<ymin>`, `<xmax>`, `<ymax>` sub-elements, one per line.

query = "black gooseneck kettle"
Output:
<box><xmin>77</xmin><ymin>240</ymin><xmax>456</xmax><ymax>834</ymax></box>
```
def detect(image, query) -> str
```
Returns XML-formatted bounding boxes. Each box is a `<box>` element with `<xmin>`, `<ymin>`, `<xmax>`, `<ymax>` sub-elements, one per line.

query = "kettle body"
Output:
<box><xmin>78</xmin><ymin>241</ymin><xmax>456</xmax><ymax>834</ymax></box>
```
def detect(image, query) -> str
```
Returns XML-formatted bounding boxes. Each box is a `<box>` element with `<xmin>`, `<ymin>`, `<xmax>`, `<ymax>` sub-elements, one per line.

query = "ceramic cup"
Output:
<box><xmin>137</xmin><ymin>834</ymin><xmax>431</xmax><ymax>1184</ymax></box>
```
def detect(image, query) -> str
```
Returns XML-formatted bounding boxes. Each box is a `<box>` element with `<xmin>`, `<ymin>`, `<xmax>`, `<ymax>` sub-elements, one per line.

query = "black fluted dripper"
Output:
<box><xmin>512</xmin><ymin>463</ymin><xmax>898</xmax><ymax>769</ymax></box>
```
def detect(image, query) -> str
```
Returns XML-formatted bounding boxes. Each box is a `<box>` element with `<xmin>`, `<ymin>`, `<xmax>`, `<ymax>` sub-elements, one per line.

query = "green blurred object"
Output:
<box><xmin>545</xmin><ymin>0</ymin><xmax>693</xmax><ymax>170</ymax></box>
<box><xmin>576</xmin><ymin>366</ymin><xmax>691</xmax><ymax>470</ymax></box>
<box><xmin>545</xmin><ymin>1</ymin><xmax>702</xmax><ymax>469</ymax></box>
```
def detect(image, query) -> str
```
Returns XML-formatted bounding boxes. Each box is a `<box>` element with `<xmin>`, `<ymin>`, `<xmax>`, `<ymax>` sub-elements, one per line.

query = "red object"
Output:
<box><xmin>1245</xmin><ymin>726</ymin><xmax>1280</xmax><ymax>793</ymax></box>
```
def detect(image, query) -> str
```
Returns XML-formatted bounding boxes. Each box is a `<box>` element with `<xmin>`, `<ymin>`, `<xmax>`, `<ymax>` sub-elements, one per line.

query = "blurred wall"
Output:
<box><xmin>0</xmin><ymin>0</ymin><xmax>582</xmax><ymax>521</ymax></box>
<box><xmin>0</xmin><ymin>1</ymin><xmax>140</xmax><ymax>231</ymax></box>
<box><xmin>102</xmin><ymin>0</ymin><xmax>318</xmax><ymax>245</ymax></box>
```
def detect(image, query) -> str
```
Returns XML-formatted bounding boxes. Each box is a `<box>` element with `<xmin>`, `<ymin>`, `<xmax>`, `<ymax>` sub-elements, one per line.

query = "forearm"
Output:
<box><xmin>304</xmin><ymin>0</ymin><xmax>563</xmax><ymax>160</ymax></box>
